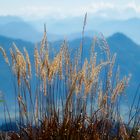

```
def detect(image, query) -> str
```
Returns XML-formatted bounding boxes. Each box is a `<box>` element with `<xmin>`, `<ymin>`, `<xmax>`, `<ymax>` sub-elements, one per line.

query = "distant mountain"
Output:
<box><xmin>87</xmin><ymin>18</ymin><xmax>140</xmax><ymax>44</ymax></box>
<box><xmin>107</xmin><ymin>33</ymin><xmax>140</xmax><ymax>88</ymax></box>
<box><xmin>34</xmin><ymin>17</ymin><xmax>140</xmax><ymax>44</ymax></box>
<box><xmin>97</xmin><ymin>18</ymin><xmax>140</xmax><ymax>44</ymax></box>
<box><xmin>1</xmin><ymin>16</ymin><xmax>140</xmax><ymax>44</ymax></box>
<box><xmin>0</xmin><ymin>20</ymin><xmax>42</xmax><ymax>42</ymax></box>
<box><xmin>0</xmin><ymin>35</ymin><xmax>34</xmax><ymax>48</ymax></box>
<box><xmin>0</xmin><ymin>16</ymin><xmax>66</xmax><ymax>42</ymax></box>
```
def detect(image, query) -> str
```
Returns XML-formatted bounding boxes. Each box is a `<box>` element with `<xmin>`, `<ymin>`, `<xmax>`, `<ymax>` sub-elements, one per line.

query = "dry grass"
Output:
<box><xmin>0</xmin><ymin>23</ymin><xmax>140</xmax><ymax>139</ymax></box>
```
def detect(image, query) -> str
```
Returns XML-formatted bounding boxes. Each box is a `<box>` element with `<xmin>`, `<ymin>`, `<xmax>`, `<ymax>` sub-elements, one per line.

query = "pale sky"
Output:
<box><xmin>0</xmin><ymin>0</ymin><xmax>140</xmax><ymax>19</ymax></box>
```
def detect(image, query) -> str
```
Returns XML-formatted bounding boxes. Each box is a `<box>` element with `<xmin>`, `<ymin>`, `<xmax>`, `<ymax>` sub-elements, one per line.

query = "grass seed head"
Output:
<box><xmin>0</xmin><ymin>47</ymin><xmax>10</xmax><ymax>66</ymax></box>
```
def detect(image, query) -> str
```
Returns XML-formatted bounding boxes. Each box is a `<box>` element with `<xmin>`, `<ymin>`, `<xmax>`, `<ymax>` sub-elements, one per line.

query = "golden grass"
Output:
<box><xmin>0</xmin><ymin>27</ymin><xmax>139</xmax><ymax>140</ymax></box>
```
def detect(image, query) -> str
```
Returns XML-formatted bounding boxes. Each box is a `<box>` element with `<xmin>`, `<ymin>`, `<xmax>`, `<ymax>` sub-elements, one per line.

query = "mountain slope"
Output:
<box><xmin>0</xmin><ymin>21</ymin><xmax>42</xmax><ymax>43</ymax></box>
<box><xmin>34</xmin><ymin>17</ymin><xmax>140</xmax><ymax>44</ymax></box>
<box><xmin>99</xmin><ymin>18</ymin><xmax>140</xmax><ymax>44</ymax></box>
<box><xmin>0</xmin><ymin>16</ymin><xmax>65</xmax><ymax>42</ymax></box>
<box><xmin>107</xmin><ymin>33</ymin><xmax>140</xmax><ymax>81</ymax></box>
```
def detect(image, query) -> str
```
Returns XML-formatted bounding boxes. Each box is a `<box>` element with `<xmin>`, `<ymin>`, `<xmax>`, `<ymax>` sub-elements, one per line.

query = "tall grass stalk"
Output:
<box><xmin>0</xmin><ymin>26</ymin><xmax>139</xmax><ymax>140</ymax></box>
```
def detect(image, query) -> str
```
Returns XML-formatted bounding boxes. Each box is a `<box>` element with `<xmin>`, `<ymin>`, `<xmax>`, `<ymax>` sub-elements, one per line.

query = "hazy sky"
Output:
<box><xmin>0</xmin><ymin>0</ymin><xmax>139</xmax><ymax>19</ymax></box>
